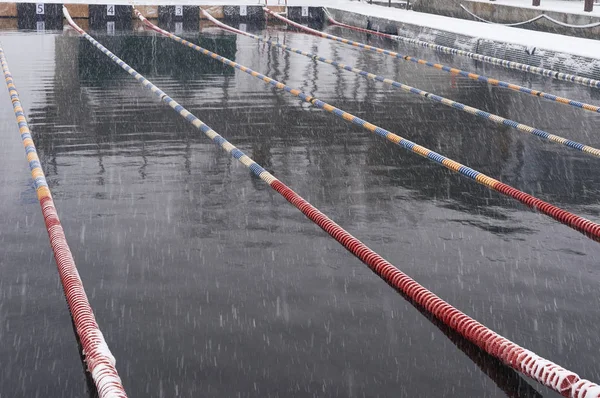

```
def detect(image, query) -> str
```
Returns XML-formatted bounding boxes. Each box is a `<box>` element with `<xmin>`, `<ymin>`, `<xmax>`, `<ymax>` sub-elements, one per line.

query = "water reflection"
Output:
<box><xmin>21</xmin><ymin>29</ymin><xmax>600</xmax><ymax>251</ymax></box>
<box><xmin>32</xmin><ymin>33</ymin><xmax>600</xmax><ymax>209</ymax></box>
<box><xmin>2</xmin><ymin>24</ymin><xmax>600</xmax><ymax>398</ymax></box>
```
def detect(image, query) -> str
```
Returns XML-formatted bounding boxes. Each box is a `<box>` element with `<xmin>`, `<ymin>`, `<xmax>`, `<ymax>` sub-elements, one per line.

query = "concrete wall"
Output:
<box><xmin>326</xmin><ymin>7</ymin><xmax>600</xmax><ymax>80</ymax></box>
<box><xmin>412</xmin><ymin>0</ymin><xmax>600</xmax><ymax>39</ymax></box>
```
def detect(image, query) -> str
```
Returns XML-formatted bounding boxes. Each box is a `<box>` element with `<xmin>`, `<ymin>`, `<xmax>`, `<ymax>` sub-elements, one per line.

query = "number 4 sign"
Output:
<box><xmin>107</xmin><ymin>5</ymin><xmax>115</xmax><ymax>16</ymax></box>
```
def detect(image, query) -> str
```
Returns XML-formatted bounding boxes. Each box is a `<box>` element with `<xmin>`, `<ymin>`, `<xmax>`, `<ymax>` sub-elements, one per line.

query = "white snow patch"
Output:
<box><xmin>464</xmin><ymin>0</ymin><xmax>600</xmax><ymax>17</ymax></box>
<box><xmin>325</xmin><ymin>1</ymin><xmax>600</xmax><ymax>59</ymax></box>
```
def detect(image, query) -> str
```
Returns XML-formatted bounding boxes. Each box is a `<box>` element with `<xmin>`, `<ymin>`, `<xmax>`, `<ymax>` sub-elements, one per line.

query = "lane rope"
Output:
<box><xmin>64</xmin><ymin>8</ymin><xmax>600</xmax><ymax>397</ymax></box>
<box><xmin>136</xmin><ymin>8</ymin><xmax>600</xmax><ymax>243</ymax></box>
<box><xmin>203</xmin><ymin>12</ymin><xmax>600</xmax><ymax>158</ymax></box>
<box><xmin>265</xmin><ymin>8</ymin><xmax>600</xmax><ymax>114</ymax></box>
<box><xmin>324</xmin><ymin>9</ymin><xmax>600</xmax><ymax>89</ymax></box>
<box><xmin>0</xmin><ymin>45</ymin><xmax>128</xmax><ymax>398</ymax></box>
<box><xmin>459</xmin><ymin>4</ymin><xmax>600</xmax><ymax>28</ymax></box>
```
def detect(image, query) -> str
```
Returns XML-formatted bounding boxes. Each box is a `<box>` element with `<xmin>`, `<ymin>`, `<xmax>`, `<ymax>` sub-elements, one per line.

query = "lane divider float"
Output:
<box><xmin>459</xmin><ymin>4</ymin><xmax>600</xmax><ymax>29</ymax></box>
<box><xmin>136</xmin><ymin>8</ymin><xmax>600</xmax><ymax>243</ymax></box>
<box><xmin>202</xmin><ymin>11</ymin><xmax>600</xmax><ymax>158</ymax></box>
<box><xmin>64</xmin><ymin>8</ymin><xmax>600</xmax><ymax>397</ymax></box>
<box><xmin>324</xmin><ymin>9</ymin><xmax>600</xmax><ymax>90</ymax></box>
<box><xmin>265</xmin><ymin>8</ymin><xmax>600</xmax><ymax>115</ymax></box>
<box><xmin>0</xmin><ymin>45</ymin><xmax>127</xmax><ymax>398</ymax></box>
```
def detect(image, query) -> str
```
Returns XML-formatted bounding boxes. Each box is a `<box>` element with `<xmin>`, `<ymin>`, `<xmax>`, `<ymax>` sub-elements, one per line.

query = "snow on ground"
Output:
<box><xmin>464</xmin><ymin>0</ymin><xmax>600</xmax><ymax>17</ymax></box>
<box><xmin>323</xmin><ymin>0</ymin><xmax>600</xmax><ymax>59</ymax></box>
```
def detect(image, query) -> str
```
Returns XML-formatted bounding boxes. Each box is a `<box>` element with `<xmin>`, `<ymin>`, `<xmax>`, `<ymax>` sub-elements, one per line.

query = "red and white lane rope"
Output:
<box><xmin>64</xmin><ymin>7</ymin><xmax>600</xmax><ymax>397</ymax></box>
<box><xmin>0</xmin><ymin>45</ymin><xmax>128</xmax><ymax>398</ymax></box>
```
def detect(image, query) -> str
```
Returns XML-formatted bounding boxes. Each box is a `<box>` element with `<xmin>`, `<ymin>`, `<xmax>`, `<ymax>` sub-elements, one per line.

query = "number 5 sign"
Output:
<box><xmin>36</xmin><ymin>3</ymin><xmax>44</xmax><ymax>14</ymax></box>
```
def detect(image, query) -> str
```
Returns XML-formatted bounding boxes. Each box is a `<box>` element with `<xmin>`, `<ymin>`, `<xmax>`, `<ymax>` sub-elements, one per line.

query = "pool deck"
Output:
<box><xmin>1</xmin><ymin>0</ymin><xmax>600</xmax><ymax>78</ymax></box>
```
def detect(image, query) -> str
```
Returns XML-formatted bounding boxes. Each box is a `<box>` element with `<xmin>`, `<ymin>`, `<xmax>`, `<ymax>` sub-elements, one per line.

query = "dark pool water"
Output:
<box><xmin>1</xmin><ymin>18</ymin><xmax>600</xmax><ymax>398</ymax></box>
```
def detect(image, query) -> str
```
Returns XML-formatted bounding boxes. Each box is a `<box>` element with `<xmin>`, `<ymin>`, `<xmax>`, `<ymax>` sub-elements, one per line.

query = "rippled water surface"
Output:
<box><xmin>1</xmin><ymin>18</ymin><xmax>600</xmax><ymax>398</ymax></box>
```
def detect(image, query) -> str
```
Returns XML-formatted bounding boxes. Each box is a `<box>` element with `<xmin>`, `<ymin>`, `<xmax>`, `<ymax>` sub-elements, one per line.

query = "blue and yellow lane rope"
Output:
<box><xmin>202</xmin><ymin>11</ymin><xmax>600</xmax><ymax>158</ymax></box>
<box><xmin>62</xmin><ymin>9</ymin><xmax>600</xmax><ymax>397</ymax></box>
<box><xmin>132</xmin><ymin>9</ymin><xmax>600</xmax><ymax>242</ymax></box>
<box><xmin>265</xmin><ymin>8</ymin><xmax>600</xmax><ymax>115</ymax></box>
<box><xmin>324</xmin><ymin>10</ymin><xmax>600</xmax><ymax>90</ymax></box>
